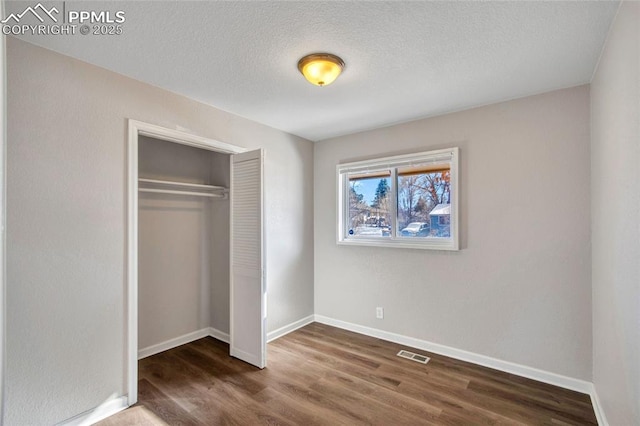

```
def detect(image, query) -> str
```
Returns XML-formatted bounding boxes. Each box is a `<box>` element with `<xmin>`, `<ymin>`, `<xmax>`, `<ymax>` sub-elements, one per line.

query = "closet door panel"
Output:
<box><xmin>230</xmin><ymin>149</ymin><xmax>265</xmax><ymax>368</ymax></box>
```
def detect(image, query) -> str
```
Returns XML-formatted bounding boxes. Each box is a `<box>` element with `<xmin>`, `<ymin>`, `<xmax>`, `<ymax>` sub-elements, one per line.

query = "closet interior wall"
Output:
<box><xmin>138</xmin><ymin>136</ymin><xmax>230</xmax><ymax>354</ymax></box>
<box><xmin>209</xmin><ymin>151</ymin><xmax>231</xmax><ymax>335</ymax></box>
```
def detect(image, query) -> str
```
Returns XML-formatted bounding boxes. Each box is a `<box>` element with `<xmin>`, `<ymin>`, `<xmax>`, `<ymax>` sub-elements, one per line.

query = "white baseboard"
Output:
<box><xmin>314</xmin><ymin>315</ymin><xmax>593</xmax><ymax>395</ymax></box>
<box><xmin>589</xmin><ymin>385</ymin><xmax>609</xmax><ymax>426</ymax></box>
<box><xmin>230</xmin><ymin>347</ymin><xmax>263</xmax><ymax>368</ymax></box>
<box><xmin>267</xmin><ymin>315</ymin><xmax>314</xmax><ymax>342</ymax></box>
<box><xmin>208</xmin><ymin>327</ymin><xmax>230</xmax><ymax>344</ymax></box>
<box><xmin>138</xmin><ymin>328</ymin><xmax>210</xmax><ymax>359</ymax></box>
<box><xmin>57</xmin><ymin>395</ymin><xmax>128</xmax><ymax>426</ymax></box>
<box><xmin>138</xmin><ymin>327</ymin><xmax>230</xmax><ymax>359</ymax></box>
<box><xmin>138</xmin><ymin>315</ymin><xmax>313</xmax><ymax>358</ymax></box>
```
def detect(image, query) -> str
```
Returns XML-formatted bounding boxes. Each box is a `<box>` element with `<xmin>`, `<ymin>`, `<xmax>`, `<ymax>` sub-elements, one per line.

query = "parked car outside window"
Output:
<box><xmin>400</xmin><ymin>222</ymin><xmax>430</xmax><ymax>237</ymax></box>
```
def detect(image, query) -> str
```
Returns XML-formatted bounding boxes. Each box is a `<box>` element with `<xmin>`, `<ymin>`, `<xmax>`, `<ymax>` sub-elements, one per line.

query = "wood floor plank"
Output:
<box><xmin>273</xmin><ymin>334</ymin><xmax>405</xmax><ymax>390</ymax></box>
<box><xmin>266</xmin><ymin>344</ymin><xmax>442</xmax><ymax>424</ymax></box>
<box><xmin>252</xmin><ymin>386</ymin><xmax>349</xmax><ymax>426</ymax></box>
<box><xmin>96</xmin><ymin>405</ymin><xmax>169</xmax><ymax>426</ymax></box>
<box><xmin>466</xmin><ymin>377</ymin><xmax>597</xmax><ymax>424</ymax></box>
<box><xmin>116</xmin><ymin>323</ymin><xmax>598</xmax><ymax>425</ymax></box>
<box><xmin>294</xmin><ymin>328</ymin><xmax>471</xmax><ymax>391</ymax></box>
<box><xmin>136</xmin><ymin>378</ymin><xmax>200</xmax><ymax>426</ymax></box>
<box><xmin>304</xmin><ymin>323</ymin><xmax>596</xmax><ymax>425</ymax></box>
<box><xmin>319</xmin><ymin>369</ymin><xmax>442</xmax><ymax>421</ymax></box>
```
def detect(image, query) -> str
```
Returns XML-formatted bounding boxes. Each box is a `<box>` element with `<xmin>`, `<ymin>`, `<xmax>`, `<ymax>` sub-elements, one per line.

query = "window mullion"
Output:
<box><xmin>343</xmin><ymin>173</ymin><xmax>349</xmax><ymax>240</ymax></box>
<box><xmin>390</xmin><ymin>167</ymin><xmax>398</xmax><ymax>240</ymax></box>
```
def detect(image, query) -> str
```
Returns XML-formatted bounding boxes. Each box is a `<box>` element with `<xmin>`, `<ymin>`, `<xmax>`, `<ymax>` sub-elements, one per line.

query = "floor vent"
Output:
<box><xmin>397</xmin><ymin>350</ymin><xmax>430</xmax><ymax>364</ymax></box>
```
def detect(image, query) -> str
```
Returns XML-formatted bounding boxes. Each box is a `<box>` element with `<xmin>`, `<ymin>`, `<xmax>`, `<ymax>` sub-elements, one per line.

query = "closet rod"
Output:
<box><xmin>138</xmin><ymin>178</ymin><xmax>227</xmax><ymax>191</ymax></box>
<box><xmin>139</xmin><ymin>188</ymin><xmax>224</xmax><ymax>198</ymax></box>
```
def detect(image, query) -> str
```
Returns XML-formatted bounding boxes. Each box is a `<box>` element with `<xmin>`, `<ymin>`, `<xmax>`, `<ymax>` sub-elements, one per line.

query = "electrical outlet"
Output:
<box><xmin>376</xmin><ymin>307</ymin><xmax>384</xmax><ymax>319</ymax></box>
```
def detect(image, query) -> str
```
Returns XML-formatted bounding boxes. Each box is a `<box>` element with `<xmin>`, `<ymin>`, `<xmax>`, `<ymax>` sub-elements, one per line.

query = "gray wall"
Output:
<box><xmin>590</xmin><ymin>2</ymin><xmax>640</xmax><ymax>424</ymax></box>
<box><xmin>5</xmin><ymin>37</ymin><xmax>314</xmax><ymax>425</ymax></box>
<box><xmin>314</xmin><ymin>85</ymin><xmax>592</xmax><ymax>380</ymax></box>
<box><xmin>138</xmin><ymin>137</ymin><xmax>229</xmax><ymax>350</ymax></box>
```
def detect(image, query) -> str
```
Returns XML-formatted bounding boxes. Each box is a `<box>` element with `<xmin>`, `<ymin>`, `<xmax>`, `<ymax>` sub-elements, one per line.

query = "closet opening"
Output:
<box><xmin>127</xmin><ymin>120</ymin><xmax>266</xmax><ymax>406</ymax></box>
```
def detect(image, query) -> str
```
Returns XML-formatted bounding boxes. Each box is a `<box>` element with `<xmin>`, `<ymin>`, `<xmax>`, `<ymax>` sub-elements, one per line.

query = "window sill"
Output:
<box><xmin>337</xmin><ymin>237</ymin><xmax>459</xmax><ymax>251</ymax></box>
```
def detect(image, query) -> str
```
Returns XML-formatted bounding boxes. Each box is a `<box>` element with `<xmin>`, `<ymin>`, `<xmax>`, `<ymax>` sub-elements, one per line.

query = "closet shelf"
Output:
<box><xmin>138</xmin><ymin>178</ymin><xmax>228</xmax><ymax>199</ymax></box>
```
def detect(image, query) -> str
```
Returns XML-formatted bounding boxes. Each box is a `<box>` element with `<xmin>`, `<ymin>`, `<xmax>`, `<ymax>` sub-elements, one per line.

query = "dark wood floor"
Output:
<box><xmin>107</xmin><ymin>323</ymin><xmax>597</xmax><ymax>425</ymax></box>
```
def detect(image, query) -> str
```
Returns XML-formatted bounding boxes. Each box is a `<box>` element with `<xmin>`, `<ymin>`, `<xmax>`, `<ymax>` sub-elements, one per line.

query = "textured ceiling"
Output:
<box><xmin>8</xmin><ymin>1</ymin><xmax>619</xmax><ymax>141</ymax></box>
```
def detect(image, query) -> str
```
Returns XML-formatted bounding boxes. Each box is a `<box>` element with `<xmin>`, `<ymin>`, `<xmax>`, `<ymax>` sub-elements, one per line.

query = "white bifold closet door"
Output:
<box><xmin>230</xmin><ymin>149</ymin><xmax>266</xmax><ymax>368</ymax></box>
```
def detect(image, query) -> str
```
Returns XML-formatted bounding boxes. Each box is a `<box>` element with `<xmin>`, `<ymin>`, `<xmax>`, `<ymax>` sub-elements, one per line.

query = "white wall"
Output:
<box><xmin>315</xmin><ymin>86</ymin><xmax>592</xmax><ymax>380</ymax></box>
<box><xmin>5</xmin><ymin>37</ymin><xmax>314</xmax><ymax>425</ymax></box>
<box><xmin>590</xmin><ymin>2</ymin><xmax>640</xmax><ymax>424</ymax></box>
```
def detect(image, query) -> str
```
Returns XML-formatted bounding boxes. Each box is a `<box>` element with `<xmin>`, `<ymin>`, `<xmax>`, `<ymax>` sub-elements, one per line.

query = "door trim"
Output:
<box><xmin>0</xmin><ymin>13</ymin><xmax>6</xmax><ymax>420</ymax></box>
<box><xmin>126</xmin><ymin>119</ymin><xmax>245</xmax><ymax>405</ymax></box>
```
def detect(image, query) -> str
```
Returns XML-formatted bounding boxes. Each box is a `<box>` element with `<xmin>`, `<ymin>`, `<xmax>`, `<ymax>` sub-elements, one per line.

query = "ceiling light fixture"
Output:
<box><xmin>297</xmin><ymin>53</ymin><xmax>345</xmax><ymax>87</ymax></box>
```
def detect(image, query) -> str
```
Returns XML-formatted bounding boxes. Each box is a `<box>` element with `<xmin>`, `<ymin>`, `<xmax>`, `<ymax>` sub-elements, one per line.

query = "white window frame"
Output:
<box><xmin>337</xmin><ymin>147</ymin><xmax>459</xmax><ymax>250</ymax></box>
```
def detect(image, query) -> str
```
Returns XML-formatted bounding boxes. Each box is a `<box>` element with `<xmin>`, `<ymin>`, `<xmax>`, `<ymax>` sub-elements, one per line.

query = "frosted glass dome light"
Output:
<box><xmin>297</xmin><ymin>53</ymin><xmax>345</xmax><ymax>87</ymax></box>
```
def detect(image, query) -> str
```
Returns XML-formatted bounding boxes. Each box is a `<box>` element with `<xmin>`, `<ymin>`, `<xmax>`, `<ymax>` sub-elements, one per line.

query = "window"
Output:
<box><xmin>337</xmin><ymin>147</ymin><xmax>459</xmax><ymax>250</ymax></box>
